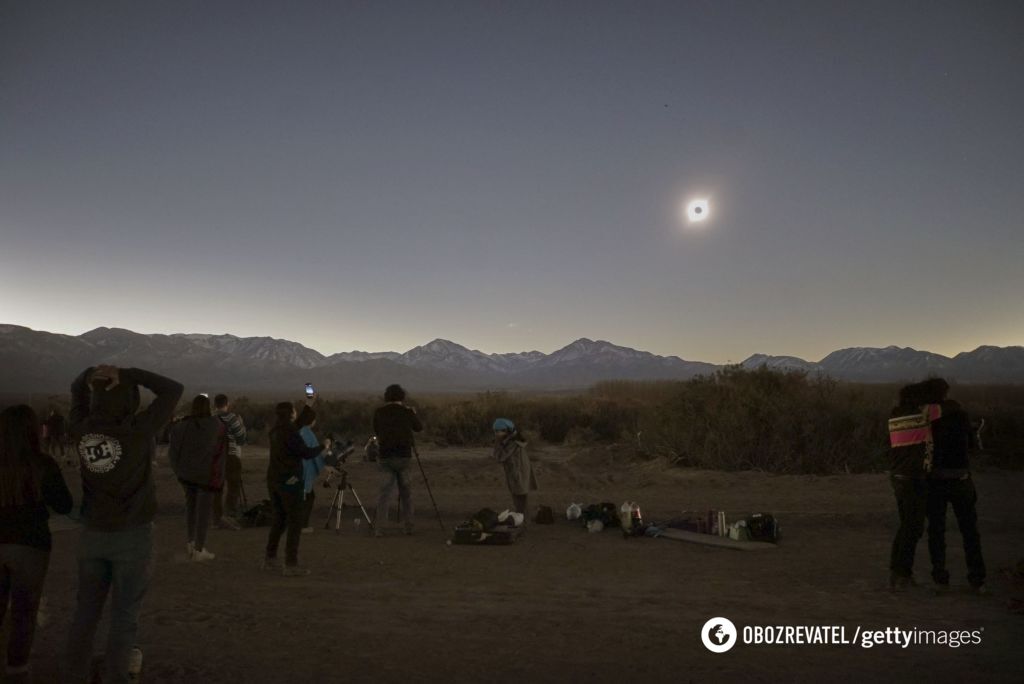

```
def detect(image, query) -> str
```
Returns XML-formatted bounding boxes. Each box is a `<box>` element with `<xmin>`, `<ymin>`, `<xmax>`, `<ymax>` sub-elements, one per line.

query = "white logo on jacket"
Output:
<box><xmin>78</xmin><ymin>433</ymin><xmax>123</xmax><ymax>474</ymax></box>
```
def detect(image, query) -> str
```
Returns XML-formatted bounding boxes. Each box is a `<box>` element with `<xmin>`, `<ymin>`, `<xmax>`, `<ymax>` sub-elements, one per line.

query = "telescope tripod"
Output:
<box><xmin>323</xmin><ymin>470</ymin><xmax>374</xmax><ymax>532</ymax></box>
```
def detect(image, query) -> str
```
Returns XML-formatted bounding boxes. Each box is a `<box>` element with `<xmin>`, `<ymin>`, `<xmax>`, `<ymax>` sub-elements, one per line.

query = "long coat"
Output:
<box><xmin>494</xmin><ymin>437</ymin><xmax>538</xmax><ymax>496</ymax></box>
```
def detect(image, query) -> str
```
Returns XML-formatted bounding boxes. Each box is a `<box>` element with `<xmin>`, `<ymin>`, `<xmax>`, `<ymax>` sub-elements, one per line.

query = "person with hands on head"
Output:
<box><xmin>0</xmin><ymin>405</ymin><xmax>73</xmax><ymax>683</ymax></box>
<box><xmin>372</xmin><ymin>384</ymin><xmax>422</xmax><ymax>537</ymax></box>
<box><xmin>65</xmin><ymin>365</ymin><xmax>183</xmax><ymax>684</ymax></box>
<box><xmin>263</xmin><ymin>391</ymin><xmax>330</xmax><ymax>576</ymax></box>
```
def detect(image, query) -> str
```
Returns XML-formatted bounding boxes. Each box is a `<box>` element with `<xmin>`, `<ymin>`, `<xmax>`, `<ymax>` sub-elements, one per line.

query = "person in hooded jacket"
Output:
<box><xmin>492</xmin><ymin>418</ymin><xmax>537</xmax><ymax>517</ymax></box>
<box><xmin>168</xmin><ymin>395</ymin><xmax>227</xmax><ymax>562</ymax></box>
<box><xmin>65</xmin><ymin>365</ymin><xmax>183</xmax><ymax>683</ymax></box>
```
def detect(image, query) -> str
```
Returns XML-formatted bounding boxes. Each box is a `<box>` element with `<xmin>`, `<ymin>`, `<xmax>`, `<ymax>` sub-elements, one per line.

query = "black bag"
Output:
<box><xmin>745</xmin><ymin>513</ymin><xmax>780</xmax><ymax>543</ymax></box>
<box><xmin>534</xmin><ymin>505</ymin><xmax>554</xmax><ymax>525</ymax></box>
<box><xmin>240</xmin><ymin>499</ymin><xmax>274</xmax><ymax>528</ymax></box>
<box><xmin>581</xmin><ymin>502</ymin><xmax>620</xmax><ymax>527</ymax></box>
<box><xmin>471</xmin><ymin>508</ymin><xmax>500</xmax><ymax>531</ymax></box>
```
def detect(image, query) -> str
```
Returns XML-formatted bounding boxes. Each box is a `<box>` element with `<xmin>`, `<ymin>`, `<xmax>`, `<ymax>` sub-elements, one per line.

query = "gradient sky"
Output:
<box><xmin>1</xmin><ymin>1</ymin><xmax>1022</xmax><ymax>363</ymax></box>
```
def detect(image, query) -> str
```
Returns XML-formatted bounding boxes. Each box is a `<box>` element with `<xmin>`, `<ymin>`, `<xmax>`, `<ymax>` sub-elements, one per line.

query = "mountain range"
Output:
<box><xmin>1</xmin><ymin>324</ymin><xmax>1021</xmax><ymax>394</ymax></box>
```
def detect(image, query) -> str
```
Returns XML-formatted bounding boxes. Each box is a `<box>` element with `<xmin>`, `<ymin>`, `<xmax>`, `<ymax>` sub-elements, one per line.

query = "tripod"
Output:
<box><xmin>323</xmin><ymin>469</ymin><xmax>374</xmax><ymax>532</ymax></box>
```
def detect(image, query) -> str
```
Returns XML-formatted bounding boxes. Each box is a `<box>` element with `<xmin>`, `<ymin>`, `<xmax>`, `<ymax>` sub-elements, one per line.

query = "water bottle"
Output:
<box><xmin>630</xmin><ymin>502</ymin><xmax>643</xmax><ymax>530</ymax></box>
<box><xmin>353</xmin><ymin>518</ymin><xmax>361</xmax><ymax>532</ymax></box>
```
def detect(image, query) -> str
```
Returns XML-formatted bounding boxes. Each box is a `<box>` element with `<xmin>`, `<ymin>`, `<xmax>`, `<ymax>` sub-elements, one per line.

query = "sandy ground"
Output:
<box><xmin>22</xmin><ymin>445</ymin><xmax>1024</xmax><ymax>683</ymax></box>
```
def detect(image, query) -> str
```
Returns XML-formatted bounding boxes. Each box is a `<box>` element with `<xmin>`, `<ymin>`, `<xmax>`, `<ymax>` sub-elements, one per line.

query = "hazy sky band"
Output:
<box><xmin>1</xmin><ymin>1</ymin><xmax>1021</xmax><ymax>362</ymax></box>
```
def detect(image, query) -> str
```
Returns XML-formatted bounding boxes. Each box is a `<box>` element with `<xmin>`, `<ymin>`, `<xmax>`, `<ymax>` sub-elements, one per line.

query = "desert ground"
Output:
<box><xmin>23</xmin><ymin>445</ymin><xmax>1024</xmax><ymax>683</ymax></box>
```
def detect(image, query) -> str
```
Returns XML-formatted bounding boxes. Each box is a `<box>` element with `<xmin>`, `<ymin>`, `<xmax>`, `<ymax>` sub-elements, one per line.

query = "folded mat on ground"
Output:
<box><xmin>656</xmin><ymin>528</ymin><xmax>777</xmax><ymax>551</ymax></box>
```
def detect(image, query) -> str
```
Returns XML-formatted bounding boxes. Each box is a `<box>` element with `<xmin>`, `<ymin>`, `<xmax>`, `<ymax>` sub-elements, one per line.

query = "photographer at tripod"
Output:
<box><xmin>372</xmin><ymin>384</ymin><xmax>422</xmax><ymax>537</ymax></box>
<box><xmin>295</xmin><ymin>406</ymin><xmax>335</xmax><ymax>533</ymax></box>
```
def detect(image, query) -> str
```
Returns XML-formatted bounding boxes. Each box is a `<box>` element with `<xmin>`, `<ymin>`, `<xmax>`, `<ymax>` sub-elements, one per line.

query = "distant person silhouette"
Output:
<box><xmin>887</xmin><ymin>380</ymin><xmax>942</xmax><ymax>592</ymax></box>
<box><xmin>212</xmin><ymin>394</ymin><xmax>247</xmax><ymax>529</ymax></box>
<box><xmin>43</xmin><ymin>409</ymin><xmax>68</xmax><ymax>463</ymax></box>
<box><xmin>492</xmin><ymin>418</ymin><xmax>537</xmax><ymax>517</ymax></box>
<box><xmin>924</xmin><ymin>378</ymin><xmax>987</xmax><ymax>594</ymax></box>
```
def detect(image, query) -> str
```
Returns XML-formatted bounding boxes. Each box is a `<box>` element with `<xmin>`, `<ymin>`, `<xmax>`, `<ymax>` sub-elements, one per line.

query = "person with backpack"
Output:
<box><xmin>924</xmin><ymin>378</ymin><xmax>987</xmax><ymax>594</ymax></box>
<box><xmin>492</xmin><ymin>419</ymin><xmax>537</xmax><ymax>517</ymax></box>
<box><xmin>372</xmin><ymin>384</ymin><xmax>422</xmax><ymax>537</ymax></box>
<box><xmin>887</xmin><ymin>380</ymin><xmax>942</xmax><ymax>592</ymax></box>
<box><xmin>168</xmin><ymin>395</ymin><xmax>228</xmax><ymax>562</ymax></box>
<box><xmin>212</xmin><ymin>394</ymin><xmax>247</xmax><ymax>529</ymax></box>
<box><xmin>263</xmin><ymin>400</ymin><xmax>329</xmax><ymax>576</ymax></box>
<box><xmin>0</xmin><ymin>405</ymin><xmax>73</xmax><ymax>682</ymax></box>
<box><xmin>64</xmin><ymin>365</ymin><xmax>183</xmax><ymax>683</ymax></box>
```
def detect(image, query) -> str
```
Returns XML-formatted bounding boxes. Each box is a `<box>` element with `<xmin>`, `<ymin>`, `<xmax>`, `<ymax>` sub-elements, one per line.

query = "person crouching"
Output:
<box><xmin>492</xmin><ymin>419</ymin><xmax>537</xmax><ymax>517</ymax></box>
<box><xmin>168</xmin><ymin>395</ymin><xmax>227</xmax><ymax>562</ymax></box>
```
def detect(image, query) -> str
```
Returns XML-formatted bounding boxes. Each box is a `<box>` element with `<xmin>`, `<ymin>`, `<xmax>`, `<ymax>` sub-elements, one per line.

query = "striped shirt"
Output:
<box><xmin>215</xmin><ymin>411</ymin><xmax>247</xmax><ymax>458</ymax></box>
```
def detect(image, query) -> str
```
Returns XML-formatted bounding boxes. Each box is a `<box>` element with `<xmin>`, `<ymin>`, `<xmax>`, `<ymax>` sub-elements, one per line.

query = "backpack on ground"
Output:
<box><xmin>534</xmin><ymin>505</ymin><xmax>554</xmax><ymax>524</ymax></box>
<box><xmin>240</xmin><ymin>499</ymin><xmax>274</xmax><ymax>528</ymax></box>
<box><xmin>745</xmin><ymin>513</ymin><xmax>780</xmax><ymax>543</ymax></box>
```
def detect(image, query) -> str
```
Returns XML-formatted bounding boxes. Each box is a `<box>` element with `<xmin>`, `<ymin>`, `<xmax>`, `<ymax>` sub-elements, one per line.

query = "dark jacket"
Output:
<box><xmin>267</xmin><ymin>422</ymin><xmax>322</xmax><ymax>490</ymax></box>
<box><xmin>70</xmin><ymin>367</ymin><xmax>184</xmax><ymax>530</ymax></box>
<box><xmin>372</xmin><ymin>404</ymin><xmax>423</xmax><ymax>459</ymax></box>
<box><xmin>0</xmin><ymin>453</ymin><xmax>73</xmax><ymax>551</ymax></box>
<box><xmin>930</xmin><ymin>400</ymin><xmax>976</xmax><ymax>479</ymax></box>
<box><xmin>169</xmin><ymin>416</ymin><xmax>227</xmax><ymax>491</ymax></box>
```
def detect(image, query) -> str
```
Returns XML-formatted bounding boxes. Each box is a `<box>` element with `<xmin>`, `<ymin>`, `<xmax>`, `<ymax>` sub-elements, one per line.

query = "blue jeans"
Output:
<box><xmin>65</xmin><ymin>524</ymin><xmax>153</xmax><ymax>684</ymax></box>
<box><xmin>375</xmin><ymin>457</ymin><xmax>414</xmax><ymax>526</ymax></box>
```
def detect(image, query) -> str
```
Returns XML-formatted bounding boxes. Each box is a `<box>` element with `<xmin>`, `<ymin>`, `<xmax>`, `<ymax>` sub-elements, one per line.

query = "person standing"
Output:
<box><xmin>492</xmin><ymin>418</ymin><xmax>537</xmax><ymax>517</ymax></box>
<box><xmin>263</xmin><ymin>400</ymin><xmax>327</xmax><ymax>576</ymax></box>
<box><xmin>168</xmin><ymin>395</ymin><xmax>227</xmax><ymax>562</ymax></box>
<box><xmin>0</xmin><ymin>405</ymin><xmax>73</xmax><ymax>682</ymax></box>
<box><xmin>295</xmin><ymin>406</ymin><xmax>330</xmax><ymax>533</ymax></box>
<box><xmin>65</xmin><ymin>365</ymin><xmax>183</xmax><ymax>683</ymax></box>
<box><xmin>212</xmin><ymin>394</ymin><xmax>247</xmax><ymax>529</ymax></box>
<box><xmin>43</xmin><ymin>409</ymin><xmax>68</xmax><ymax>464</ymax></box>
<box><xmin>372</xmin><ymin>385</ymin><xmax>422</xmax><ymax>536</ymax></box>
<box><xmin>924</xmin><ymin>378</ymin><xmax>987</xmax><ymax>594</ymax></box>
<box><xmin>887</xmin><ymin>380</ymin><xmax>942</xmax><ymax>592</ymax></box>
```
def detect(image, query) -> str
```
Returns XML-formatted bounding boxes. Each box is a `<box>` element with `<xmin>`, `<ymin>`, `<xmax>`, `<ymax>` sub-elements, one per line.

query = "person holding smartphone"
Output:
<box><xmin>372</xmin><ymin>384</ymin><xmax>422</xmax><ymax>536</ymax></box>
<box><xmin>262</xmin><ymin>390</ymin><xmax>329</xmax><ymax>576</ymax></box>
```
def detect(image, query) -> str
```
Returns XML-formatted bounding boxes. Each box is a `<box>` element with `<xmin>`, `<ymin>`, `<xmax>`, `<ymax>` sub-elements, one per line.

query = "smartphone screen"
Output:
<box><xmin>304</xmin><ymin>383</ymin><xmax>315</xmax><ymax>398</ymax></box>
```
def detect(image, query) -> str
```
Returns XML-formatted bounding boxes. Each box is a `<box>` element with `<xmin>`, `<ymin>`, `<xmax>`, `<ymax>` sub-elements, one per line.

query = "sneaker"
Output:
<box><xmin>128</xmin><ymin>647</ymin><xmax>143</xmax><ymax>679</ymax></box>
<box><xmin>260</xmin><ymin>557</ymin><xmax>281</xmax><ymax>571</ymax></box>
<box><xmin>301</xmin><ymin>526</ymin><xmax>314</xmax><ymax>534</ymax></box>
<box><xmin>282</xmin><ymin>565</ymin><xmax>311</xmax><ymax>577</ymax></box>
<box><xmin>215</xmin><ymin>517</ymin><xmax>241</xmax><ymax>530</ymax></box>
<box><xmin>191</xmin><ymin>548</ymin><xmax>215</xmax><ymax>562</ymax></box>
<box><xmin>889</xmin><ymin>574</ymin><xmax>912</xmax><ymax>593</ymax></box>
